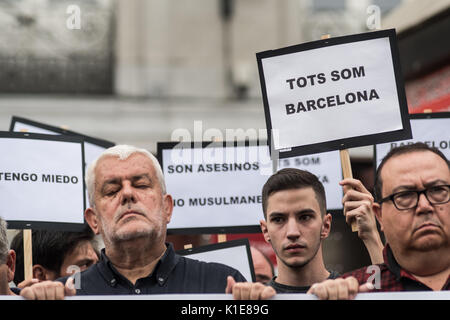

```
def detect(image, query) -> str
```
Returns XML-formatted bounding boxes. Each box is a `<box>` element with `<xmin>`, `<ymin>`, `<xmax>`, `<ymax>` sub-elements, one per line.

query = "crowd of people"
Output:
<box><xmin>0</xmin><ymin>141</ymin><xmax>448</xmax><ymax>299</ymax></box>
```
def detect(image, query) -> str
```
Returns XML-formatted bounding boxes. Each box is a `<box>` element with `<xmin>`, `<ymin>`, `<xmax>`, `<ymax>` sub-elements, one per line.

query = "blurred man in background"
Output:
<box><xmin>251</xmin><ymin>246</ymin><xmax>275</xmax><ymax>284</ymax></box>
<box><xmin>0</xmin><ymin>217</ymin><xmax>18</xmax><ymax>295</ymax></box>
<box><xmin>11</xmin><ymin>226</ymin><xmax>98</xmax><ymax>287</ymax></box>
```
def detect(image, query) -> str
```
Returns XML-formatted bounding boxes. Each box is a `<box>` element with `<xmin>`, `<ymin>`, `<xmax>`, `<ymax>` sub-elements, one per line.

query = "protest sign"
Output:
<box><xmin>177</xmin><ymin>238</ymin><xmax>255</xmax><ymax>282</ymax></box>
<box><xmin>257</xmin><ymin>29</ymin><xmax>411</xmax><ymax>158</ymax></box>
<box><xmin>10</xmin><ymin>116</ymin><xmax>115</xmax><ymax>208</ymax></box>
<box><xmin>158</xmin><ymin>141</ymin><xmax>270</xmax><ymax>234</ymax></box>
<box><xmin>375</xmin><ymin>112</ymin><xmax>450</xmax><ymax>167</ymax></box>
<box><xmin>0</xmin><ymin>132</ymin><xmax>85</xmax><ymax>231</ymax></box>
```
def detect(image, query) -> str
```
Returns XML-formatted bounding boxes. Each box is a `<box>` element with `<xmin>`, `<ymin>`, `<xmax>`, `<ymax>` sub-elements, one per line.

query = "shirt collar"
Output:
<box><xmin>383</xmin><ymin>244</ymin><xmax>403</xmax><ymax>281</ymax></box>
<box><xmin>97</xmin><ymin>242</ymin><xmax>180</xmax><ymax>288</ymax></box>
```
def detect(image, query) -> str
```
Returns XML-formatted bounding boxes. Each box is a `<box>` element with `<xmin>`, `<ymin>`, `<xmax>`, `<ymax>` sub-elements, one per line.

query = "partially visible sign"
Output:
<box><xmin>0</xmin><ymin>132</ymin><xmax>85</xmax><ymax>231</ymax></box>
<box><xmin>10</xmin><ymin>116</ymin><xmax>115</xmax><ymax>208</ymax></box>
<box><xmin>375</xmin><ymin>113</ymin><xmax>450</xmax><ymax>168</ymax></box>
<box><xmin>277</xmin><ymin>150</ymin><xmax>343</xmax><ymax>211</ymax></box>
<box><xmin>177</xmin><ymin>239</ymin><xmax>255</xmax><ymax>282</ymax></box>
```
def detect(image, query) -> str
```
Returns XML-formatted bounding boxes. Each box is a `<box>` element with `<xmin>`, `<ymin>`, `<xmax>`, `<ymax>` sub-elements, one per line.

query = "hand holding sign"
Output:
<box><xmin>340</xmin><ymin>178</ymin><xmax>384</xmax><ymax>264</ymax></box>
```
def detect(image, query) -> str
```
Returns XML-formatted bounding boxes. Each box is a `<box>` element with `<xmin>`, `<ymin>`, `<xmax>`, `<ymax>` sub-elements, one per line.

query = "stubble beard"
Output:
<box><xmin>101</xmin><ymin>214</ymin><xmax>164</xmax><ymax>245</ymax></box>
<box><xmin>275</xmin><ymin>233</ymin><xmax>322</xmax><ymax>270</ymax></box>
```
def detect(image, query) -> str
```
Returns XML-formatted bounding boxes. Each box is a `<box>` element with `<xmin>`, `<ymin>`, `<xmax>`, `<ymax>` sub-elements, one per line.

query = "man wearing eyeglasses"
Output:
<box><xmin>308</xmin><ymin>142</ymin><xmax>450</xmax><ymax>299</ymax></box>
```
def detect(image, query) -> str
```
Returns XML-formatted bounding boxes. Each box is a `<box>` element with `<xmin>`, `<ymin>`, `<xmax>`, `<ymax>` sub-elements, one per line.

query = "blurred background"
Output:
<box><xmin>2</xmin><ymin>0</ymin><xmax>449</xmax><ymax>275</ymax></box>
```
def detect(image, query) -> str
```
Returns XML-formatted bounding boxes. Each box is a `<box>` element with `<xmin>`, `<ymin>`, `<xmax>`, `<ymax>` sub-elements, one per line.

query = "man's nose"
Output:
<box><xmin>415</xmin><ymin>192</ymin><xmax>434</xmax><ymax>215</ymax></box>
<box><xmin>121</xmin><ymin>182</ymin><xmax>137</xmax><ymax>206</ymax></box>
<box><xmin>286</xmin><ymin>217</ymin><xmax>301</xmax><ymax>239</ymax></box>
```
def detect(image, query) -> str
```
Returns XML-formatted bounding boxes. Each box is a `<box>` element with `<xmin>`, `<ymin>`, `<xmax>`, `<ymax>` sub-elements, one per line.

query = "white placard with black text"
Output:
<box><xmin>0</xmin><ymin>134</ymin><xmax>85</xmax><ymax>228</ymax></box>
<box><xmin>257</xmin><ymin>29</ymin><xmax>411</xmax><ymax>157</ymax></box>
<box><xmin>162</xmin><ymin>144</ymin><xmax>271</xmax><ymax>232</ymax></box>
<box><xmin>11</xmin><ymin>118</ymin><xmax>114</xmax><ymax>208</ymax></box>
<box><xmin>375</xmin><ymin>116</ymin><xmax>450</xmax><ymax>167</ymax></box>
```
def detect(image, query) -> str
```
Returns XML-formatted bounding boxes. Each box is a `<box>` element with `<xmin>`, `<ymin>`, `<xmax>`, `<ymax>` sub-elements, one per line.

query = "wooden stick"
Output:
<box><xmin>23</xmin><ymin>229</ymin><xmax>33</xmax><ymax>281</ymax></box>
<box><xmin>340</xmin><ymin>149</ymin><xmax>358</xmax><ymax>232</ymax></box>
<box><xmin>18</xmin><ymin>129</ymin><xmax>34</xmax><ymax>279</ymax></box>
<box><xmin>217</xmin><ymin>234</ymin><xmax>227</xmax><ymax>243</ymax></box>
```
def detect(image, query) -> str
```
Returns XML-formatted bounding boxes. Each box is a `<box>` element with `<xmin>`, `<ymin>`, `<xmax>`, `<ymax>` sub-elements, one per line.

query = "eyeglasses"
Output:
<box><xmin>378</xmin><ymin>185</ymin><xmax>450</xmax><ymax>210</ymax></box>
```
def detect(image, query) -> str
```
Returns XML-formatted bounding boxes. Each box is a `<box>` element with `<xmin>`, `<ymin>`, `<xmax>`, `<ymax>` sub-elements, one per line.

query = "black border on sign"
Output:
<box><xmin>373</xmin><ymin>112</ymin><xmax>450</xmax><ymax>173</ymax></box>
<box><xmin>256</xmin><ymin>28</ymin><xmax>412</xmax><ymax>159</ymax></box>
<box><xmin>9</xmin><ymin>116</ymin><xmax>115</xmax><ymax>149</ymax></box>
<box><xmin>158</xmin><ymin>140</ymin><xmax>265</xmax><ymax>234</ymax></box>
<box><xmin>176</xmin><ymin>238</ymin><xmax>256</xmax><ymax>282</ymax></box>
<box><xmin>0</xmin><ymin>131</ymin><xmax>86</xmax><ymax>232</ymax></box>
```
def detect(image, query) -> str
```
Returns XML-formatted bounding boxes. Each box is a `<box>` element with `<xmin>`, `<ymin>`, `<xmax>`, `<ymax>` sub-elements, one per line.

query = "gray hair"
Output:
<box><xmin>0</xmin><ymin>217</ymin><xmax>8</xmax><ymax>264</ymax></box>
<box><xmin>86</xmin><ymin>145</ymin><xmax>166</xmax><ymax>208</ymax></box>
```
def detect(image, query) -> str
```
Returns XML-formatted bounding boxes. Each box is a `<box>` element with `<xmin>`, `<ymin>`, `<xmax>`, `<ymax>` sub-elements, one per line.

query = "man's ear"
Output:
<box><xmin>85</xmin><ymin>208</ymin><xmax>100</xmax><ymax>235</ymax></box>
<box><xmin>32</xmin><ymin>265</ymin><xmax>49</xmax><ymax>281</ymax></box>
<box><xmin>6</xmin><ymin>250</ymin><xmax>16</xmax><ymax>282</ymax></box>
<box><xmin>163</xmin><ymin>194</ymin><xmax>174</xmax><ymax>224</ymax></box>
<box><xmin>373</xmin><ymin>202</ymin><xmax>384</xmax><ymax>232</ymax></box>
<box><xmin>320</xmin><ymin>213</ymin><xmax>332</xmax><ymax>239</ymax></box>
<box><xmin>260</xmin><ymin>219</ymin><xmax>271</xmax><ymax>244</ymax></box>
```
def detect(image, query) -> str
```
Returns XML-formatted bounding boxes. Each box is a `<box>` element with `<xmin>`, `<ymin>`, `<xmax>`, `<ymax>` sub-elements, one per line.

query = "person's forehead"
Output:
<box><xmin>64</xmin><ymin>241</ymin><xmax>95</xmax><ymax>261</ymax></box>
<box><xmin>267</xmin><ymin>187</ymin><xmax>319</xmax><ymax>211</ymax></box>
<box><xmin>251</xmin><ymin>249</ymin><xmax>271</xmax><ymax>269</ymax></box>
<box><xmin>96</xmin><ymin>153</ymin><xmax>155</xmax><ymax>181</ymax></box>
<box><xmin>381</xmin><ymin>151</ymin><xmax>449</xmax><ymax>190</ymax></box>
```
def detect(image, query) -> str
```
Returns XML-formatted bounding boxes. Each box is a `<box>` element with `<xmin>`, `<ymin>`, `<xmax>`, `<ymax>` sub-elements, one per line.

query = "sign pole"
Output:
<box><xmin>23</xmin><ymin>229</ymin><xmax>33</xmax><ymax>281</ymax></box>
<box><xmin>339</xmin><ymin>149</ymin><xmax>358</xmax><ymax>232</ymax></box>
<box><xmin>18</xmin><ymin>128</ymin><xmax>34</xmax><ymax>280</ymax></box>
<box><xmin>319</xmin><ymin>34</ymin><xmax>358</xmax><ymax>232</ymax></box>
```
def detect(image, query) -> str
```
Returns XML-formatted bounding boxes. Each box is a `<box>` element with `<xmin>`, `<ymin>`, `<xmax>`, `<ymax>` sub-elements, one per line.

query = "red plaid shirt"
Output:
<box><xmin>341</xmin><ymin>245</ymin><xmax>450</xmax><ymax>291</ymax></box>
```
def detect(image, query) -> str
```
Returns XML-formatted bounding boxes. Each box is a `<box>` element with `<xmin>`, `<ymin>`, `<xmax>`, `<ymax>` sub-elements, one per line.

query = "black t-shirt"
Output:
<box><xmin>267</xmin><ymin>270</ymin><xmax>340</xmax><ymax>294</ymax></box>
<box><xmin>57</xmin><ymin>243</ymin><xmax>246</xmax><ymax>295</ymax></box>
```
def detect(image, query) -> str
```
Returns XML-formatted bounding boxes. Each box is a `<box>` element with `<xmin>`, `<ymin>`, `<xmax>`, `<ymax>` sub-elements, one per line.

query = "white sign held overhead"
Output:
<box><xmin>0</xmin><ymin>132</ymin><xmax>86</xmax><ymax>231</ymax></box>
<box><xmin>257</xmin><ymin>29</ymin><xmax>411</xmax><ymax>158</ymax></box>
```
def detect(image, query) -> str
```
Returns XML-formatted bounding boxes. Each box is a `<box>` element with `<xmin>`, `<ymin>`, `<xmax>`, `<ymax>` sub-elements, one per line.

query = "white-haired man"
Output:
<box><xmin>0</xmin><ymin>217</ymin><xmax>17</xmax><ymax>296</ymax></box>
<box><xmin>21</xmin><ymin>145</ymin><xmax>245</xmax><ymax>299</ymax></box>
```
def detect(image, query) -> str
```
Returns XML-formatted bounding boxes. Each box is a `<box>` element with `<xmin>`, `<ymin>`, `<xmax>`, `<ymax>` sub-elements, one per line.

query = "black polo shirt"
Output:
<box><xmin>267</xmin><ymin>270</ymin><xmax>340</xmax><ymax>293</ymax></box>
<box><xmin>58</xmin><ymin>243</ymin><xmax>246</xmax><ymax>295</ymax></box>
